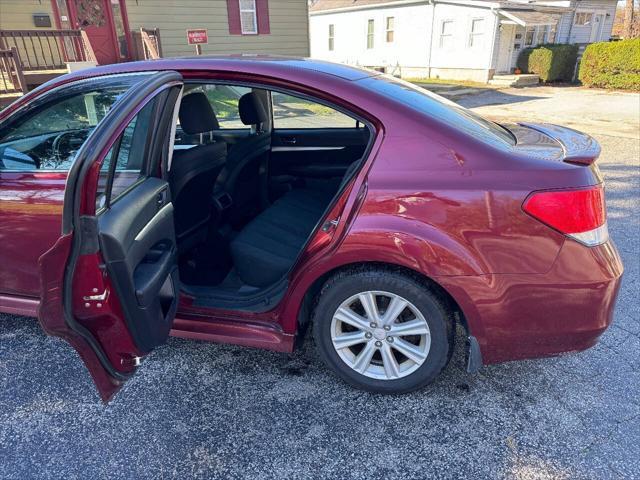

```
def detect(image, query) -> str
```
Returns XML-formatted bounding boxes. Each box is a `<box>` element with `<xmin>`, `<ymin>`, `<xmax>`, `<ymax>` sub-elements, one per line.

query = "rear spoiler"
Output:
<box><xmin>519</xmin><ymin>122</ymin><xmax>601</xmax><ymax>166</ymax></box>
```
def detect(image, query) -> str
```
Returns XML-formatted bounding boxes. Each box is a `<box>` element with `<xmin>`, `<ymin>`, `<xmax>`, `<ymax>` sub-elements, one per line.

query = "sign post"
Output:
<box><xmin>187</xmin><ymin>29</ymin><xmax>208</xmax><ymax>55</ymax></box>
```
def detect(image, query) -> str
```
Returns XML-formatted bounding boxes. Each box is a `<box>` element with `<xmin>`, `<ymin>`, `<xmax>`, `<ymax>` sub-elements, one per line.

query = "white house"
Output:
<box><xmin>309</xmin><ymin>0</ymin><xmax>618</xmax><ymax>82</ymax></box>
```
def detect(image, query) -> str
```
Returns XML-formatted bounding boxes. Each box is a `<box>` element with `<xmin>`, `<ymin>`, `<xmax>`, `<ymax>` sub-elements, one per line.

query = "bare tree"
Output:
<box><xmin>624</xmin><ymin>0</ymin><xmax>635</xmax><ymax>38</ymax></box>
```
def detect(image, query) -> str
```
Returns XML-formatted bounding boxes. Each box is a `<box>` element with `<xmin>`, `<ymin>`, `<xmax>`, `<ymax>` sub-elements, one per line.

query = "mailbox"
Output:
<box><xmin>33</xmin><ymin>14</ymin><xmax>52</xmax><ymax>28</ymax></box>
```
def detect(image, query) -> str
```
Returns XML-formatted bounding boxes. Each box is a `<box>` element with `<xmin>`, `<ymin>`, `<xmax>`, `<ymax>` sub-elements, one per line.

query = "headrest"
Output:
<box><xmin>179</xmin><ymin>92</ymin><xmax>219</xmax><ymax>135</ymax></box>
<box><xmin>238</xmin><ymin>92</ymin><xmax>268</xmax><ymax>126</ymax></box>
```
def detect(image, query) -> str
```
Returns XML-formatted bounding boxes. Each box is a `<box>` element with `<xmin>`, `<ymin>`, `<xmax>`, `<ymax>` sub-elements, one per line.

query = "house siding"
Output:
<box><xmin>557</xmin><ymin>0</ymin><xmax>617</xmax><ymax>43</ymax></box>
<box><xmin>0</xmin><ymin>0</ymin><xmax>55</xmax><ymax>30</ymax></box>
<box><xmin>310</xmin><ymin>2</ymin><xmax>433</xmax><ymax>70</ymax></box>
<box><xmin>429</xmin><ymin>3</ymin><xmax>498</xmax><ymax>72</ymax></box>
<box><xmin>0</xmin><ymin>1</ymin><xmax>57</xmax><ymax>69</ymax></box>
<box><xmin>310</xmin><ymin>1</ymin><xmax>499</xmax><ymax>81</ymax></box>
<box><xmin>125</xmin><ymin>0</ymin><xmax>310</xmax><ymax>57</ymax></box>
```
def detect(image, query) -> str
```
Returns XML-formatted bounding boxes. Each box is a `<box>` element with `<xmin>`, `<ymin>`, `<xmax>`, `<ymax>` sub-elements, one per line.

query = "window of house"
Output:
<box><xmin>367</xmin><ymin>19</ymin><xmax>375</xmax><ymax>49</ymax></box>
<box><xmin>525</xmin><ymin>26</ymin><xmax>536</xmax><ymax>46</ymax></box>
<box><xmin>440</xmin><ymin>20</ymin><xmax>454</xmax><ymax>49</ymax></box>
<box><xmin>239</xmin><ymin>0</ymin><xmax>258</xmax><ymax>34</ymax></box>
<box><xmin>96</xmin><ymin>97</ymin><xmax>158</xmax><ymax>211</ymax></box>
<box><xmin>386</xmin><ymin>17</ymin><xmax>395</xmax><ymax>42</ymax></box>
<box><xmin>0</xmin><ymin>76</ymin><xmax>147</xmax><ymax>171</ymax></box>
<box><xmin>329</xmin><ymin>24</ymin><xmax>335</xmax><ymax>51</ymax></box>
<box><xmin>272</xmin><ymin>92</ymin><xmax>358</xmax><ymax>129</ymax></box>
<box><xmin>469</xmin><ymin>18</ymin><xmax>484</xmax><ymax>47</ymax></box>
<box><xmin>535</xmin><ymin>25</ymin><xmax>547</xmax><ymax>44</ymax></box>
<box><xmin>574</xmin><ymin>12</ymin><xmax>593</xmax><ymax>26</ymax></box>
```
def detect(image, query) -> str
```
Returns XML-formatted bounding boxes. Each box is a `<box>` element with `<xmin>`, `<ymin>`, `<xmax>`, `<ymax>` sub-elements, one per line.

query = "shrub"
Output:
<box><xmin>578</xmin><ymin>39</ymin><xmax>640</xmax><ymax>90</ymax></box>
<box><xmin>517</xmin><ymin>44</ymin><xmax>578</xmax><ymax>82</ymax></box>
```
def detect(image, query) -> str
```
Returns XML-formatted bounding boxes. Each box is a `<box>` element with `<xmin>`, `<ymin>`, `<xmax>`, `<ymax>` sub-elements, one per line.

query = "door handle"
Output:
<box><xmin>281</xmin><ymin>136</ymin><xmax>297</xmax><ymax>145</ymax></box>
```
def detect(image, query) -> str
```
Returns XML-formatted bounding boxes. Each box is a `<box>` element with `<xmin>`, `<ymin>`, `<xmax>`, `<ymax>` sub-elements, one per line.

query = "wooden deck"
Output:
<box><xmin>0</xmin><ymin>68</ymin><xmax>68</xmax><ymax>108</ymax></box>
<box><xmin>23</xmin><ymin>68</ymin><xmax>68</xmax><ymax>87</ymax></box>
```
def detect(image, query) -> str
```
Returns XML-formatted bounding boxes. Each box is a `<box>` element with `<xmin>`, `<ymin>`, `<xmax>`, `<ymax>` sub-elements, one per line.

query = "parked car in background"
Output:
<box><xmin>0</xmin><ymin>57</ymin><xmax>623</xmax><ymax>401</ymax></box>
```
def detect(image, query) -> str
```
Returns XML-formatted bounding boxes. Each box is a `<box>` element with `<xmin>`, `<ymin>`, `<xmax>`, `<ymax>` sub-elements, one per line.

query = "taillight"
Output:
<box><xmin>523</xmin><ymin>185</ymin><xmax>608</xmax><ymax>246</ymax></box>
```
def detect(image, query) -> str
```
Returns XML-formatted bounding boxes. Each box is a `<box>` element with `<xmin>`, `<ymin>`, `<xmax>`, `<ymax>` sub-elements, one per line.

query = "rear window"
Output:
<box><xmin>360</xmin><ymin>75</ymin><xmax>516</xmax><ymax>146</ymax></box>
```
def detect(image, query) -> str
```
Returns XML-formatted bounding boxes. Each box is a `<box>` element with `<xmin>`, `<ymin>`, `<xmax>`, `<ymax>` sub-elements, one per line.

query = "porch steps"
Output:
<box><xmin>489</xmin><ymin>74</ymin><xmax>540</xmax><ymax>87</ymax></box>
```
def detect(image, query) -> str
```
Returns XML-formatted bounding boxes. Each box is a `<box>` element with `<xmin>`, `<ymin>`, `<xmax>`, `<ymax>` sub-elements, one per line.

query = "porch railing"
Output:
<box><xmin>131</xmin><ymin>28</ymin><xmax>162</xmax><ymax>60</ymax></box>
<box><xmin>0</xmin><ymin>47</ymin><xmax>27</xmax><ymax>94</ymax></box>
<box><xmin>0</xmin><ymin>29</ymin><xmax>96</xmax><ymax>71</ymax></box>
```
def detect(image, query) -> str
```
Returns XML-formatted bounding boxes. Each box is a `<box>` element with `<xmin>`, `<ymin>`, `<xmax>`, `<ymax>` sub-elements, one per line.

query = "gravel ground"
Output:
<box><xmin>1</xmin><ymin>87</ymin><xmax>639</xmax><ymax>480</ymax></box>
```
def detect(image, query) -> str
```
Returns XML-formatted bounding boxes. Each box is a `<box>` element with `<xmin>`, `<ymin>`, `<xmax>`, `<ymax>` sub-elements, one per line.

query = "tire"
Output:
<box><xmin>312</xmin><ymin>267</ymin><xmax>453</xmax><ymax>394</ymax></box>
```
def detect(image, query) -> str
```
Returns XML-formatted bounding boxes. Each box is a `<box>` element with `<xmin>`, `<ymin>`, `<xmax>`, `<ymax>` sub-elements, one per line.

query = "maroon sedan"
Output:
<box><xmin>0</xmin><ymin>57</ymin><xmax>623</xmax><ymax>401</ymax></box>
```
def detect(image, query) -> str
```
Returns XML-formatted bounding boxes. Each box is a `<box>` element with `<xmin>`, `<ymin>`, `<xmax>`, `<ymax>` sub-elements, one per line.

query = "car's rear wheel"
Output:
<box><xmin>312</xmin><ymin>268</ymin><xmax>453</xmax><ymax>393</ymax></box>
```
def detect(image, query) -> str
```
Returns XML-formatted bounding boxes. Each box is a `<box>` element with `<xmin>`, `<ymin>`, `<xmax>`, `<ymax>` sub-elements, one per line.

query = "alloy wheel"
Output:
<box><xmin>330</xmin><ymin>290</ymin><xmax>431</xmax><ymax>380</ymax></box>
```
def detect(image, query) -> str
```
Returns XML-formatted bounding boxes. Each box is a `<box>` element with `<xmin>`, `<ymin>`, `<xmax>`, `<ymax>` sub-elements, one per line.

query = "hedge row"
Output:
<box><xmin>578</xmin><ymin>38</ymin><xmax>640</xmax><ymax>90</ymax></box>
<box><xmin>517</xmin><ymin>44</ymin><xmax>578</xmax><ymax>82</ymax></box>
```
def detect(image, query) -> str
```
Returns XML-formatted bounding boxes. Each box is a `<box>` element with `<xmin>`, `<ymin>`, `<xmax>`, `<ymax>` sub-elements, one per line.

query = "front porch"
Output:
<box><xmin>0</xmin><ymin>27</ymin><xmax>161</xmax><ymax>107</ymax></box>
<box><xmin>493</xmin><ymin>8</ymin><xmax>564</xmax><ymax>76</ymax></box>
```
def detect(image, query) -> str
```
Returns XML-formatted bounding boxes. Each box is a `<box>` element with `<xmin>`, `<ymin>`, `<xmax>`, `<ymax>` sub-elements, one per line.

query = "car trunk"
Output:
<box><xmin>505</xmin><ymin>123</ymin><xmax>601</xmax><ymax>167</ymax></box>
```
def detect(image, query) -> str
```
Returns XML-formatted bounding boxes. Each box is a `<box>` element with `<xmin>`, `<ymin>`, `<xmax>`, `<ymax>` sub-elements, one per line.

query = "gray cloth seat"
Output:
<box><xmin>215</xmin><ymin>91</ymin><xmax>270</xmax><ymax>227</ymax></box>
<box><xmin>170</xmin><ymin>92</ymin><xmax>226</xmax><ymax>252</ymax></box>
<box><xmin>229</xmin><ymin>162</ymin><xmax>360</xmax><ymax>287</ymax></box>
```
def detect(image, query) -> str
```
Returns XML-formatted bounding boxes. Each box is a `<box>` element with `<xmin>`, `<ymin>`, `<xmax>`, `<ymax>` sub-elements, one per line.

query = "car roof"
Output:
<box><xmin>62</xmin><ymin>55</ymin><xmax>381</xmax><ymax>83</ymax></box>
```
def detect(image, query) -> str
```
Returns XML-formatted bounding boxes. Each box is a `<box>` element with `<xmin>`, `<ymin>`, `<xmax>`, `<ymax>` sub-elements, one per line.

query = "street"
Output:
<box><xmin>1</xmin><ymin>86</ymin><xmax>639</xmax><ymax>480</ymax></box>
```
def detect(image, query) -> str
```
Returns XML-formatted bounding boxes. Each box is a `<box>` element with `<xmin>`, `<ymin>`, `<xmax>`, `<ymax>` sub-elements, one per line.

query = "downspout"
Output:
<box><xmin>487</xmin><ymin>7</ymin><xmax>499</xmax><ymax>81</ymax></box>
<box><xmin>426</xmin><ymin>0</ymin><xmax>436</xmax><ymax>78</ymax></box>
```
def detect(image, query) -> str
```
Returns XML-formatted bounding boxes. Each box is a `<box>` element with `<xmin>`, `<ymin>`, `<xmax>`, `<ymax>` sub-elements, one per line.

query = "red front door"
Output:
<box><xmin>68</xmin><ymin>0</ymin><xmax>120</xmax><ymax>65</ymax></box>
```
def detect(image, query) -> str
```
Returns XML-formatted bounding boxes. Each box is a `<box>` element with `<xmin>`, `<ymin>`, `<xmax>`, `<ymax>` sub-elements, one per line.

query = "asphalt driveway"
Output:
<box><xmin>1</xmin><ymin>86</ymin><xmax>639</xmax><ymax>480</ymax></box>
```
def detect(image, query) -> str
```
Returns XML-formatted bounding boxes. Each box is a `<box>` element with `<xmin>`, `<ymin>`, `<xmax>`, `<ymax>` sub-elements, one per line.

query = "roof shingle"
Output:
<box><xmin>309</xmin><ymin>0</ymin><xmax>410</xmax><ymax>13</ymax></box>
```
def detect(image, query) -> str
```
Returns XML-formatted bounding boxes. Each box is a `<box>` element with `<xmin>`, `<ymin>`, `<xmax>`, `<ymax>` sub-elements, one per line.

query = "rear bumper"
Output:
<box><xmin>437</xmin><ymin>238</ymin><xmax>623</xmax><ymax>365</ymax></box>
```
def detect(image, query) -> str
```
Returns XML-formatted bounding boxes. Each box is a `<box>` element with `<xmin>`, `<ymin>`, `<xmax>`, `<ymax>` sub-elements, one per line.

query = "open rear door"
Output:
<box><xmin>38</xmin><ymin>71</ymin><xmax>184</xmax><ymax>401</ymax></box>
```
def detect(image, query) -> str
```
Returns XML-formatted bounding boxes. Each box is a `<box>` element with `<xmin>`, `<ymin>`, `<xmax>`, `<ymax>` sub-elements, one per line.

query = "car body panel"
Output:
<box><xmin>0</xmin><ymin>171</ymin><xmax>66</xmax><ymax>297</ymax></box>
<box><xmin>0</xmin><ymin>57</ymin><xmax>623</xmax><ymax>381</ymax></box>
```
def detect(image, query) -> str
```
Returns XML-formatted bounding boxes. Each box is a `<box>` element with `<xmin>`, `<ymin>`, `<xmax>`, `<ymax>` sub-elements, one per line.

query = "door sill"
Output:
<box><xmin>171</xmin><ymin>315</ymin><xmax>295</xmax><ymax>353</ymax></box>
<box><xmin>0</xmin><ymin>294</ymin><xmax>39</xmax><ymax>317</ymax></box>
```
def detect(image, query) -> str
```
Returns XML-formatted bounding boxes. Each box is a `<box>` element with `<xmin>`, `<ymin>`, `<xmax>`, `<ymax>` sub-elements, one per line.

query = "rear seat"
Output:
<box><xmin>230</xmin><ymin>162</ymin><xmax>360</xmax><ymax>287</ymax></box>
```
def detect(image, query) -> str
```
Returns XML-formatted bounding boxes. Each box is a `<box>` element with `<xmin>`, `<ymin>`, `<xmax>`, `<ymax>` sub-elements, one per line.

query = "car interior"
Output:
<box><xmin>169</xmin><ymin>83</ymin><xmax>372</xmax><ymax>308</ymax></box>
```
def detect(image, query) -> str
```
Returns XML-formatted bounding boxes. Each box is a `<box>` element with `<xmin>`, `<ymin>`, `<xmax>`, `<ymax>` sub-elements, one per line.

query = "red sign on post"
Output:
<box><xmin>187</xmin><ymin>29</ymin><xmax>208</xmax><ymax>45</ymax></box>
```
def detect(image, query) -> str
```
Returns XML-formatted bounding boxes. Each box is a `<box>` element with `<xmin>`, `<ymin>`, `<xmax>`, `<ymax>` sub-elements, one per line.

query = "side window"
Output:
<box><xmin>0</xmin><ymin>75</ymin><xmax>147</xmax><ymax>171</ymax></box>
<box><xmin>174</xmin><ymin>84</ymin><xmax>255</xmax><ymax>147</ymax></box>
<box><xmin>272</xmin><ymin>92</ymin><xmax>358</xmax><ymax>129</ymax></box>
<box><xmin>96</xmin><ymin>97</ymin><xmax>157</xmax><ymax>211</ymax></box>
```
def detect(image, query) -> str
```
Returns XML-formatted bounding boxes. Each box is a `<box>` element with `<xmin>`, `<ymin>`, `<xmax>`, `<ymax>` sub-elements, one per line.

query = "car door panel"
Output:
<box><xmin>270</xmin><ymin>128</ymin><xmax>369</xmax><ymax>180</ymax></box>
<box><xmin>98</xmin><ymin>177</ymin><xmax>178</xmax><ymax>353</ymax></box>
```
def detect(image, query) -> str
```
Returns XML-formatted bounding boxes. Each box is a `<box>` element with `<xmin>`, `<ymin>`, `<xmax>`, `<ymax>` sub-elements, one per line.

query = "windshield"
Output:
<box><xmin>360</xmin><ymin>75</ymin><xmax>516</xmax><ymax>147</ymax></box>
